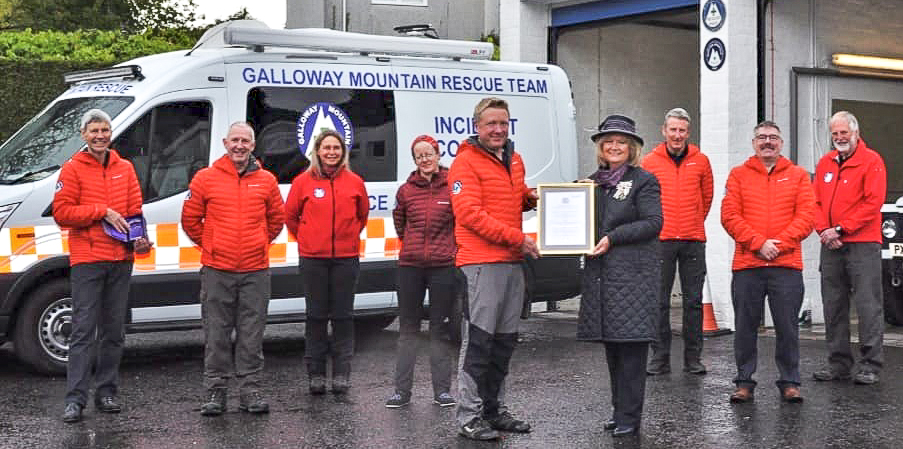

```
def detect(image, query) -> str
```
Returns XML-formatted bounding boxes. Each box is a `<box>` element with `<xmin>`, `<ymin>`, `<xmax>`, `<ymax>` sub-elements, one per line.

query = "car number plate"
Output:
<box><xmin>891</xmin><ymin>243</ymin><xmax>903</xmax><ymax>257</ymax></box>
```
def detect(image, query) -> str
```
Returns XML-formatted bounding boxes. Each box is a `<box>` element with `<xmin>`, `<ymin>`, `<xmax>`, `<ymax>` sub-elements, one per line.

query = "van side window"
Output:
<box><xmin>114</xmin><ymin>101</ymin><xmax>212</xmax><ymax>202</ymax></box>
<box><xmin>247</xmin><ymin>87</ymin><xmax>397</xmax><ymax>183</ymax></box>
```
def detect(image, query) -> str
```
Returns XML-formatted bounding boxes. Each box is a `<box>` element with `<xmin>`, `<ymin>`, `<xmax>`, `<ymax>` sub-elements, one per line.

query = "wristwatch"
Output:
<box><xmin>834</xmin><ymin>225</ymin><xmax>843</xmax><ymax>235</ymax></box>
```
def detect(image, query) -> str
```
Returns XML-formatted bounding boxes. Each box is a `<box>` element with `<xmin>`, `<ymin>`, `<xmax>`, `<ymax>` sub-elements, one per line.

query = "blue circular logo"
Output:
<box><xmin>702</xmin><ymin>0</ymin><xmax>726</xmax><ymax>32</ymax></box>
<box><xmin>703</xmin><ymin>38</ymin><xmax>726</xmax><ymax>71</ymax></box>
<box><xmin>296</xmin><ymin>102</ymin><xmax>354</xmax><ymax>158</ymax></box>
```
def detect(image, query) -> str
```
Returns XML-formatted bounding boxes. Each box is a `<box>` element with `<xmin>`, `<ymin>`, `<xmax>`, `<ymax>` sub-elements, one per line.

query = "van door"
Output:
<box><xmin>111</xmin><ymin>89</ymin><xmax>225</xmax><ymax>323</ymax></box>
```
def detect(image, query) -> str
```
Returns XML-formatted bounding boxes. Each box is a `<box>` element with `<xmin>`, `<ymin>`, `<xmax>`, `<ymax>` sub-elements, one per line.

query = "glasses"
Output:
<box><xmin>414</xmin><ymin>153</ymin><xmax>438</xmax><ymax>161</ymax></box>
<box><xmin>755</xmin><ymin>134</ymin><xmax>782</xmax><ymax>142</ymax></box>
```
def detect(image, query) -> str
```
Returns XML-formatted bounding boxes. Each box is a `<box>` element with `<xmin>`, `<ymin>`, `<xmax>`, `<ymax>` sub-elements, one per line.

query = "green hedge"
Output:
<box><xmin>0</xmin><ymin>29</ymin><xmax>194</xmax><ymax>142</ymax></box>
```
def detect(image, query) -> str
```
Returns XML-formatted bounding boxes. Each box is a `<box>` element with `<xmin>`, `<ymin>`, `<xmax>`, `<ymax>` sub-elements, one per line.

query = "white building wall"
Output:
<box><xmin>499</xmin><ymin>0</ymin><xmax>548</xmax><ymax>63</ymax></box>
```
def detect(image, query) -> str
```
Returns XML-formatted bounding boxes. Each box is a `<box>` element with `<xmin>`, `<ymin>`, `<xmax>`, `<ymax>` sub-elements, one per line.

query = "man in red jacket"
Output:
<box><xmin>54</xmin><ymin>109</ymin><xmax>150</xmax><ymax>423</ymax></box>
<box><xmin>642</xmin><ymin>108</ymin><xmax>713</xmax><ymax>375</ymax></box>
<box><xmin>450</xmin><ymin>97</ymin><xmax>538</xmax><ymax>441</ymax></box>
<box><xmin>181</xmin><ymin>122</ymin><xmax>286</xmax><ymax>416</ymax></box>
<box><xmin>721</xmin><ymin>121</ymin><xmax>814</xmax><ymax>404</ymax></box>
<box><xmin>812</xmin><ymin>111</ymin><xmax>886</xmax><ymax>385</ymax></box>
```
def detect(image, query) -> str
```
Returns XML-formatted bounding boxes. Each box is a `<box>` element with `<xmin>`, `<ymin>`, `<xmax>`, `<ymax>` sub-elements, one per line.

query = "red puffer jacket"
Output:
<box><xmin>181</xmin><ymin>155</ymin><xmax>285</xmax><ymax>272</ymax></box>
<box><xmin>285</xmin><ymin>167</ymin><xmax>369</xmax><ymax>259</ymax></box>
<box><xmin>721</xmin><ymin>156</ymin><xmax>815</xmax><ymax>271</ymax></box>
<box><xmin>53</xmin><ymin>150</ymin><xmax>143</xmax><ymax>266</ymax></box>
<box><xmin>813</xmin><ymin>138</ymin><xmax>886</xmax><ymax>243</ymax></box>
<box><xmin>449</xmin><ymin>138</ymin><xmax>535</xmax><ymax>266</ymax></box>
<box><xmin>394</xmin><ymin>167</ymin><xmax>455</xmax><ymax>267</ymax></box>
<box><xmin>641</xmin><ymin>143</ymin><xmax>713</xmax><ymax>241</ymax></box>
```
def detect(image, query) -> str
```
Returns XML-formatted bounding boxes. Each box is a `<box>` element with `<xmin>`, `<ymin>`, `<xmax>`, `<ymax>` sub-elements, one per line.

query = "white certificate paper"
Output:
<box><xmin>544</xmin><ymin>191</ymin><xmax>588</xmax><ymax>246</ymax></box>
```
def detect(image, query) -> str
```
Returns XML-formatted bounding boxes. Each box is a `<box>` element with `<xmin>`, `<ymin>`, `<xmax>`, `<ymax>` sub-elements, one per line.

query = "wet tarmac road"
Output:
<box><xmin>2</xmin><ymin>306</ymin><xmax>903</xmax><ymax>449</ymax></box>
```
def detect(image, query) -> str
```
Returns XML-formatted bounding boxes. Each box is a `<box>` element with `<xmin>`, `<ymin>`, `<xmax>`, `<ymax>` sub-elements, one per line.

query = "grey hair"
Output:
<box><xmin>830</xmin><ymin>111</ymin><xmax>859</xmax><ymax>133</ymax></box>
<box><xmin>753</xmin><ymin>120</ymin><xmax>781</xmax><ymax>135</ymax></box>
<box><xmin>227</xmin><ymin>121</ymin><xmax>256</xmax><ymax>142</ymax></box>
<box><xmin>664</xmin><ymin>107</ymin><xmax>691</xmax><ymax>124</ymax></box>
<box><xmin>80</xmin><ymin>109</ymin><xmax>111</xmax><ymax>131</ymax></box>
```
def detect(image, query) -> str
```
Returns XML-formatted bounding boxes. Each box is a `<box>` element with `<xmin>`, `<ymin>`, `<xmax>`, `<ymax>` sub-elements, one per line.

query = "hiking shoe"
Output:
<box><xmin>812</xmin><ymin>368</ymin><xmax>851</xmax><ymax>381</ymax></box>
<box><xmin>201</xmin><ymin>388</ymin><xmax>227</xmax><ymax>416</ymax></box>
<box><xmin>486</xmin><ymin>411</ymin><xmax>532</xmax><ymax>433</ymax></box>
<box><xmin>62</xmin><ymin>402</ymin><xmax>83</xmax><ymax>423</ymax></box>
<box><xmin>854</xmin><ymin>371</ymin><xmax>879</xmax><ymax>385</ymax></box>
<box><xmin>684</xmin><ymin>361</ymin><xmax>707</xmax><ymax>375</ymax></box>
<box><xmin>433</xmin><ymin>392</ymin><xmax>456</xmax><ymax>407</ymax></box>
<box><xmin>331</xmin><ymin>373</ymin><xmax>351</xmax><ymax>395</ymax></box>
<box><xmin>385</xmin><ymin>392</ymin><xmax>411</xmax><ymax>408</ymax></box>
<box><xmin>459</xmin><ymin>417</ymin><xmax>500</xmax><ymax>440</ymax></box>
<box><xmin>309</xmin><ymin>375</ymin><xmax>327</xmax><ymax>395</ymax></box>
<box><xmin>646</xmin><ymin>363</ymin><xmax>671</xmax><ymax>375</ymax></box>
<box><xmin>239</xmin><ymin>391</ymin><xmax>270</xmax><ymax>414</ymax></box>
<box><xmin>94</xmin><ymin>395</ymin><xmax>122</xmax><ymax>413</ymax></box>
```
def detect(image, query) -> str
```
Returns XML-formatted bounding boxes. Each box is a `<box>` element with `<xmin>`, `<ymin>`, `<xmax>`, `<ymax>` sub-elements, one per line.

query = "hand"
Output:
<box><xmin>819</xmin><ymin>228</ymin><xmax>841</xmax><ymax>246</ymax></box>
<box><xmin>527</xmin><ymin>188</ymin><xmax>539</xmax><ymax>201</ymax></box>
<box><xmin>133</xmin><ymin>237</ymin><xmax>154</xmax><ymax>254</ymax></box>
<box><xmin>521</xmin><ymin>235</ymin><xmax>540</xmax><ymax>259</ymax></box>
<box><xmin>103</xmin><ymin>208</ymin><xmax>128</xmax><ymax>233</ymax></box>
<box><xmin>590</xmin><ymin>236</ymin><xmax>611</xmax><ymax>256</ymax></box>
<box><xmin>826</xmin><ymin>239</ymin><xmax>843</xmax><ymax>250</ymax></box>
<box><xmin>576</xmin><ymin>178</ymin><xmax>594</xmax><ymax>184</ymax></box>
<box><xmin>756</xmin><ymin>239</ymin><xmax>781</xmax><ymax>261</ymax></box>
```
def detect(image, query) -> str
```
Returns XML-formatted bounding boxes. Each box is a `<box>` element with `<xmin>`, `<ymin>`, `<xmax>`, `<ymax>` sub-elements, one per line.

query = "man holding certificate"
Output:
<box><xmin>450</xmin><ymin>97</ymin><xmax>538</xmax><ymax>441</ymax></box>
<box><xmin>53</xmin><ymin>109</ymin><xmax>151</xmax><ymax>423</ymax></box>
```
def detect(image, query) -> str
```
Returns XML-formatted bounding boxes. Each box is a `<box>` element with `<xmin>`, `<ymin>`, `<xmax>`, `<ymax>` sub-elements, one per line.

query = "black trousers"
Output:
<box><xmin>604</xmin><ymin>341</ymin><xmax>649</xmax><ymax>428</ymax></box>
<box><xmin>301</xmin><ymin>257</ymin><xmax>359</xmax><ymax>376</ymax></box>
<box><xmin>731</xmin><ymin>267</ymin><xmax>803</xmax><ymax>389</ymax></box>
<box><xmin>650</xmin><ymin>240</ymin><xmax>706</xmax><ymax>367</ymax></box>
<box><xmin>394</xmin><ymin>265</ymin><xmax>456</xmax><ymax>396</ymax></box>
<box><xmin>66</xmin><ymin>261</ymin><xmax>132</xmax><ymax>406</ymax></box>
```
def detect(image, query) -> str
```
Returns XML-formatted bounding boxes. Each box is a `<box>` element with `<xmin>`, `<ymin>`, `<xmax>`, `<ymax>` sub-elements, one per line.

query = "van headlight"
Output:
<box><xmin>883</xmin><ymin>219</ymin><xmax>898</xmax><ymax>239</ymax></box>
<box><xmin>0</xmin><ymin>203</ymin><xmax>19</xmax><ymax>229</ymax></box>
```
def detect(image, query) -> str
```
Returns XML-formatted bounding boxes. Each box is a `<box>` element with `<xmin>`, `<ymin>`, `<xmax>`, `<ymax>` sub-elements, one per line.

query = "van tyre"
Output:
<box><xmin>14</xmin><ymin>278</ymin><xmax>71</xmax><ymax>375</ymax></box>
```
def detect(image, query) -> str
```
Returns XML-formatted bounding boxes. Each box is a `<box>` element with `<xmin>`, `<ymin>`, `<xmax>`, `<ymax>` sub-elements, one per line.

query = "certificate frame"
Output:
<box><xmin>536</xmin><ymin>183</ymin><xmax>595</xmax><ymax>255</ymax></box>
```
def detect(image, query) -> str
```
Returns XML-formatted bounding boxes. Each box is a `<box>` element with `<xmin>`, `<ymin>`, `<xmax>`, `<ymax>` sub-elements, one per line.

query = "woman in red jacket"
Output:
<box><xmin>385</xmin><ymin>135</ymin><xmax>457</xmax><ymax>409</ymax></box>
<box><xmin>285</xmin><ymin>130</ymin><xmax>369</xmax><ymax>395</ymax></box>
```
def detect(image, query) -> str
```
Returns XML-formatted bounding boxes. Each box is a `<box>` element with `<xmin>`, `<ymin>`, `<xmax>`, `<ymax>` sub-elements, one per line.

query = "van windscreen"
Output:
<box><xmin>0</xmin><ymin>96</ymin><xmax>133</xmax><ymax>184</ymax></box>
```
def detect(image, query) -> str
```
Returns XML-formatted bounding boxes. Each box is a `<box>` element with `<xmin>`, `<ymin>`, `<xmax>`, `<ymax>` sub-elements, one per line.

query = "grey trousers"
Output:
<box><xmin>200</xmin><ymin>266</ymin><xmax>271</xmax><ymax>393</ymax></box>
<box><xmin>66</xmin><ymin>261</ymin><xmax>132</xmax><ymax>406</ymax></box>
<box><xmin>455</xmin><ymin>263</ymin><xmax>524</xmax><ymax>426</ymax></box>
<box><xmin>820</xmin><ymin>242</ymin><xmax>884</xmax><ymax>374</ymax></box>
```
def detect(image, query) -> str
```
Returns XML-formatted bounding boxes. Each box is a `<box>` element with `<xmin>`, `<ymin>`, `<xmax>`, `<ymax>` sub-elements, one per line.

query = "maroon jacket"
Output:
<box><xmin>393</xmin><ymin>168</ymin><xmax>455</xmax><ymax>267</ymax></box>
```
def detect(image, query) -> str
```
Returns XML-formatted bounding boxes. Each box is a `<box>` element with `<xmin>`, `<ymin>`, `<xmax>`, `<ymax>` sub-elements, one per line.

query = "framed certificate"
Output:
<box><xmin>536</xmin><ymin>183</ymin><xmax>595</xmax><ymax>255</ymax></box>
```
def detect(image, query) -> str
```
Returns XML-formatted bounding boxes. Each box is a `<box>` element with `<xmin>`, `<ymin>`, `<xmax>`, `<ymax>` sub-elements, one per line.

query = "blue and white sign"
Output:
<box><xmin>296</xmin><ymin>102</ymin><xmax>354</xmax><ymax>159</ymax></box>
<box><xmin>702</xmin><ymin>0</ymin><xmax>726</xmax><ymax>32</ymax></box>
<box><xmin>703</xmin><ymin>38</ymin><xmax>726</xmax><ymax>72</ymax></box>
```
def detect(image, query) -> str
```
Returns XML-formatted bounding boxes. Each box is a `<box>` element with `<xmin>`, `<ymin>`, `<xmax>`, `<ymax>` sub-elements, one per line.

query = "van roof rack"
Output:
<box><xmin>222</xmin><ymin>26</ymin><xmax>493</xmax><ymax>60</ymax></box>
<box><xmin>393</xmin><ymin>24</ymin><xmax>439</xmax><ymax>39</ymax></box>
<box><xmin>63</xmin><ymin>65</ymin><xmax>144</xmax><ymax>84</ymax></box>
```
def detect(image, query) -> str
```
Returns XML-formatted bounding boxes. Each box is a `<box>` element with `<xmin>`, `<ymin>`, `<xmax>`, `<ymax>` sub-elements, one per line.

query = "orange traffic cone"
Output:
<box><xmin>703</xmin><ymin>290</ymin><xmax>731</xmax><ymax>337</ymax></box>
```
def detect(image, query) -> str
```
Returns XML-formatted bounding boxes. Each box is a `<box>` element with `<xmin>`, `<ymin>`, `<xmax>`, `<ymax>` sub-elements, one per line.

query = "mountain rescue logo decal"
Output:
<box><xmin>452</xmin><ymin>181</ymin><xmax>462</xmax><ymax>195</ymax></box>
<box><xmin>297</xmin><ymin>102</ymin><xmax>354</xmax><ymax>160</ymax></box>
<box><xmin>823</xmin><ymin>172</ymin><xmax>834</xmax><ymax>183</ymax></box>
<box><xmin>314</xmin><ymin>188</ymin><xmax>326</xmax><ymax>198</ymax></box>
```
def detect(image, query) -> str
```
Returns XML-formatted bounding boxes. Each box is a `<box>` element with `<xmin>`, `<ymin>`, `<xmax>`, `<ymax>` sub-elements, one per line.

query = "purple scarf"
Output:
<box><xmin>590</xmin><ymin>163</ymin><xmax>628</xmax><ymax>188</ymax></box>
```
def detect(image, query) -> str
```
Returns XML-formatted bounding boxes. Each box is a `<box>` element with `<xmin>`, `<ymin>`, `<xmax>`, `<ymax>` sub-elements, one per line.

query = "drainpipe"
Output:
<box><xmin>757</xmin><ymin>0</ymin><xmax>770</xmax><ymax>124</ymax></box>
<box><xmin>342</xmin><ymin>0</ymin><xmax>347</xmax><ymax>31</ymax></box>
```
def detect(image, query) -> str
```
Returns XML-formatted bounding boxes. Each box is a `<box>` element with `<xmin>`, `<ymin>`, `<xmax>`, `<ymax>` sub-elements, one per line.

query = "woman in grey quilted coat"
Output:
<box><xmin>577</xmin><ymin>114</ymin><xmax>662</xmax><ymax>438</ymax></box>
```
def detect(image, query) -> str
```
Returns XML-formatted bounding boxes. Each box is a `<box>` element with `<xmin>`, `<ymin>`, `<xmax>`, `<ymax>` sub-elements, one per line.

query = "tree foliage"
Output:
<box><xmin>0</xmin><ymin>29</ymin><xmax>186</xmax><ymax>63</ymax></box>
<box><xmin>3</xmin><ymin>0</ymin><xmax>199</xmax><ymax>33</ymax></box>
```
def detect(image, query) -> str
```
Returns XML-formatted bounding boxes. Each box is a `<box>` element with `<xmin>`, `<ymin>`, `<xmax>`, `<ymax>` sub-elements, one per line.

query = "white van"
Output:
<box><xmin>0</xmin><ymin>21</ymin><xmax>581</xmax><ymax>374</ymax></box>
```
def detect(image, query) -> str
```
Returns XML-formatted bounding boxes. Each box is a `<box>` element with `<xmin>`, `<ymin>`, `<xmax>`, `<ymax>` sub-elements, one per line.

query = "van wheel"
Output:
<box><xmin>13</xmin><ymin>278</ymin><xmax>70</xmax><ymax>375</ymax></box>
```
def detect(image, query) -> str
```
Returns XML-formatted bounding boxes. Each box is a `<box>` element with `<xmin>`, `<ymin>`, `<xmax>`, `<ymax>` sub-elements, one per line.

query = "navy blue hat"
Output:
<box><xmin>591</xmin><ymin>114</ymin><xmax>643</xmax><ymax>146</ymax></box>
